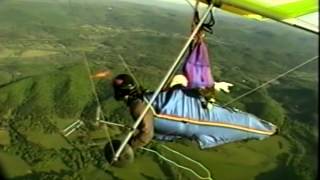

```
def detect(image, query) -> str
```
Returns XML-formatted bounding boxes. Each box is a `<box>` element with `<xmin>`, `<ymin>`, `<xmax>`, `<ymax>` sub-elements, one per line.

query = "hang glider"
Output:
<box><xmin>199</xmin><ymin>0</ymin><xmax>319</xmax><ymax>33</ymax></box>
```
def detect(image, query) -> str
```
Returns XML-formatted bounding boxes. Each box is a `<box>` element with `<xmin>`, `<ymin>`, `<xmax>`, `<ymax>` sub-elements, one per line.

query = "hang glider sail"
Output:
<box><xmin>200</xmin><ymin>0</ymin><xmax>319</xmax><ymax>33</ymax></box>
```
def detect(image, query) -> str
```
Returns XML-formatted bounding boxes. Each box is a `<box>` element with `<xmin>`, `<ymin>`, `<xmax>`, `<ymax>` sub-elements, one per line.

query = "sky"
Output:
<box><xmin>158</xmin><ymin>0</ymin><xmax>207</xmax><ymax>7</ymax></box>
<box><xmin>157</xmin><ymin>0</ymin><xmax>187</xmax><ymax>4</ymax></box>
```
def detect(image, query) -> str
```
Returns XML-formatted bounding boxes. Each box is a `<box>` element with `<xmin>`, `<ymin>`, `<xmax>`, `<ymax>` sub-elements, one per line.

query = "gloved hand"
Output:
<box><xmin>214</xmin><ymin>82</ymin><xmax>234</xmax><ymax>93</ymax></box>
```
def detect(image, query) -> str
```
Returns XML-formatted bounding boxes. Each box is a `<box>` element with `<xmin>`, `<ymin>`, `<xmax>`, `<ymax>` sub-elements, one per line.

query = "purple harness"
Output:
<box><xmin>183</xmin><ymin>40</ymin><xmax>214</xmax><ymax>88</ymax></box>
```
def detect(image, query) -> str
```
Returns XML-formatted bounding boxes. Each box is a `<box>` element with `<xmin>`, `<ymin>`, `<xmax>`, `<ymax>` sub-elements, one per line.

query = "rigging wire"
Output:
<box><xmin>223</xmin><ymin>55</ymin><xmax>319</xmax><ymax>107</ymax></box>
<box><xmin>160</xmin><ymin>144</ymin><xmax>213</xmax><ymax>179</ymax></box>
<box><xmin>118</xmin><ymin>54</ymin><xmax>142</xmax><ymax>88</ymax></box>
<box><xmin>141</xmin><ymin>145</ymin><xmax>213</xmax><ymax>180</ymax></box>
<box><xmin>59</xmin><ymin>0</ymin><xmax>116</xmax><ymax>154</ymax></box>
<box><xmin>64</xmin><ymin>0</ymin><xmax>117</xmax><ymax>155</ymax></box>
<box><xmin>81</xmin><ymin>51</ymin><xmax>115</xmax><ymax>154</ymax></box>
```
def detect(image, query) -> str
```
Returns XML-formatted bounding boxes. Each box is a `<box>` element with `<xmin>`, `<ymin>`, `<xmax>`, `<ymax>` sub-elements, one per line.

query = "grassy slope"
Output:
<box><xmin>0</xmin><ymin>152</ymin><xmax>31</xmax><ymax>178</ymax></box>
<box><xmin>0</xmin><ymin>0</ymin><xmax>318</xmax><ymax>179</ymax></box>
<box><xmin>142</xmin><ymin>136</ymin><xmax>290</xmax><ymax>180</ymax></box>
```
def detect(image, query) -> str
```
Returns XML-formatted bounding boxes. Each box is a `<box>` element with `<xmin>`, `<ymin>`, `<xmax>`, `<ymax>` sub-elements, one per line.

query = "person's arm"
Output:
<box><xmin>129</xmin><ymin>100</ymin><xmax>154</xmax><ymax>150</ymax></box>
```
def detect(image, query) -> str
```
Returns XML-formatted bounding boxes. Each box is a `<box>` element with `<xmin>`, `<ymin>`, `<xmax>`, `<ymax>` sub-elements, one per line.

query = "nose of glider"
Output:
<box><xmin>104</xmin><ymin>139</ymin><xmax>134</xmax><ymax>168</ymax></box>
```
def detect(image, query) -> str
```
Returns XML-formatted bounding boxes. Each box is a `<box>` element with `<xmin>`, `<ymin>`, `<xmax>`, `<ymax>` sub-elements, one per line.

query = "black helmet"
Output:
<box><xmin>112</xmin><ymin>74</ymin><xmax>137</xmax><ymax>101</ymax></box>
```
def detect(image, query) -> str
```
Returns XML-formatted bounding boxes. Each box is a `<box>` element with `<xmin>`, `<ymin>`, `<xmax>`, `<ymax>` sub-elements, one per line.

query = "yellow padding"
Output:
<box><xmin>143</xmin><ymin>98</ymin><xmax>276</xmax><ymax>135</ymax></box>
<box><xmin>154</xmin><ymin>113</ymin><xmax>275</xmax><ymax>136</ymax></box>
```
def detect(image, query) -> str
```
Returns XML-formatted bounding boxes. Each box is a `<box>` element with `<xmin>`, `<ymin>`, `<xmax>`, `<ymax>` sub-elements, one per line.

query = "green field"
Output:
<box><xmin>0</xmin><ymin>152</ymin><xmax>31</xmax><ymax>178</ymax></box>
<box><xmin>0</xmin><ymin>0</ymin><xmax>318</xmax><ymax>179</ymax></box>
<box><xmin>0</xmin><ymin>129</ymin><xmax>10</xmax><ymax>145</ymax></box>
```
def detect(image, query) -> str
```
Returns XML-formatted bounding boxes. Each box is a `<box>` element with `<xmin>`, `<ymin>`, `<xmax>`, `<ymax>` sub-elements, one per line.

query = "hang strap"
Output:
<box><xmin>192</xmin><ymin>0</ymin><xmax>215</xmax><ymax>36</ymax></box>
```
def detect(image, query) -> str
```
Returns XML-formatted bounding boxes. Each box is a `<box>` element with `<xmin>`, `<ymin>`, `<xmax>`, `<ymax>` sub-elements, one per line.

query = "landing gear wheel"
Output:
<box><xmin>104</xmin><ymin>139</ymin><xmax>134</xmax><ymax>167</ymax></box>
